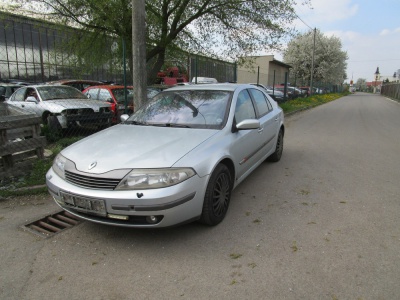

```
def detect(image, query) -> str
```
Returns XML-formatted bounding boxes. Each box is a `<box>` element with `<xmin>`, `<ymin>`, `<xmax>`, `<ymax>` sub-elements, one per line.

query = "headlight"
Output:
<box><xmin>52</xmin><ymin>153</ymin><xmax>67</xmax><ymax>179</ymax></box>
<box><xmin>116</xmin><ymin>168</ymin><xmax>196</xmax><ymax>190</ymax></box>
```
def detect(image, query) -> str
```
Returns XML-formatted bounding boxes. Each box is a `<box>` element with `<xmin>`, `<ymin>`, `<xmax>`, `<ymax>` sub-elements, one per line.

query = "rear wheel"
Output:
<box><xmin>199</xmin><ymin>164</ymin><xmax>232</xmax><ymax>226</ymax></box>
<box><xmin>267</xmin><ymin>128</ymin><xmax>284</xmax><ymax>162</ymax></box>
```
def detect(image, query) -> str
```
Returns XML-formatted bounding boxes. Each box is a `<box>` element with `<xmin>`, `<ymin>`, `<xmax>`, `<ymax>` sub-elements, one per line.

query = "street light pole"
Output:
<box><xmin>310</xmin><ymin>28</ymin><xmax>316</xmax><ymax>96</ymax></box>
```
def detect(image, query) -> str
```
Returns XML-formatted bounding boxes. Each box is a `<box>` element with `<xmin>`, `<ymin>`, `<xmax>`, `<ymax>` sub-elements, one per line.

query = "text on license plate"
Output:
<box><xmin>60</xmin><ymin>192</ymin><xmax>106</xmax><ymax>216</ymax></box>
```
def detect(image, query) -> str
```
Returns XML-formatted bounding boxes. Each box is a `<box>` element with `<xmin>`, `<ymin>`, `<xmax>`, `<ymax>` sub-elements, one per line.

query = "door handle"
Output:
<box><xmin>258</xmin><ymin>127</ymin><xmax>264</xmax><ymax>133</ymax></box>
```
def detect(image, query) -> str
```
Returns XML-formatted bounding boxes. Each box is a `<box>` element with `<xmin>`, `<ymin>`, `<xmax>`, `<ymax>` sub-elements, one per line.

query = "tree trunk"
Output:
<box><xmin>147</xmin><ymin>50</ymin><xmax>166</xmax><ymax>85</ymax></box>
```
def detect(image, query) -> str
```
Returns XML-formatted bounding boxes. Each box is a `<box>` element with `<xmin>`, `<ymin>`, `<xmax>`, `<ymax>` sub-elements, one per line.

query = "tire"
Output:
<box><xmin>47</xmin><ymin>115</ymin><xmax>62</xmax><ymax>132</ymax></box>
<box><xmin>199</xmin><ymin>164</ymin><xmax>232</xmax><ymax>226</ymax></box>
<box><xmin>267</xmin><ymin>128</ymin><xmax>284</xmax><ymax>162</ymax></box>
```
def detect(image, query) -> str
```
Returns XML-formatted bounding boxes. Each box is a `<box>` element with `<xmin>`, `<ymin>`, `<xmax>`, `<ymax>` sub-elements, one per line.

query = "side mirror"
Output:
<box><xmin>236</xmin><ymin>119</ymin><xmax>260</xmax><ymax>130</ymax></box>
<box><xmin>107</xmin><ymin>98</ymin><xmax>114</xmax><ymax>103</ymax></box>
<box><xmin>86</xmin><ymin>94</ymin><xmax>91</xmax><ymax>99</ymax></box>
<box><xmin>120</xmin><ymin>114</ymin><xmax>129</xmax><ymax>122</ymax></box>
<box><xmin>26</xmin><ymin>96</ymin><xmax>38</xmax><ymax>103</ymax></box>
<box><xmin>0</xmin><ymin>95</ymin><xmax>5</xmax><ymax>102</ymax></box>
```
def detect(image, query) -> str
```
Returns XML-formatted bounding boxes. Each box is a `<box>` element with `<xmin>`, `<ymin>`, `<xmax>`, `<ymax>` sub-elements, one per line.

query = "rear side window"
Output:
<box><xmin>249</xmin><ymin>88</ymin><xmax>271</xmax><ymax>117</ymax></box>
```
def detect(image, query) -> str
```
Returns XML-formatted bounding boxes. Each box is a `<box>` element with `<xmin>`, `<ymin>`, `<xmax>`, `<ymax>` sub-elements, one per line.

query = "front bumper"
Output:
<box><xmin>46</xmin><ymin>168</ymin><xmax>209</xmax><ymax>228</ymax></box>
<box><xmin>56</xmin><ymin>112</ymin><xmax>112</xmax><ymax>128</ymax></box>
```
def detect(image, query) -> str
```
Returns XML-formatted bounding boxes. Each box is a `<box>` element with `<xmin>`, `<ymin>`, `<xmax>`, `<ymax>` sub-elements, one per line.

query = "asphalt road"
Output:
<box><xmin>1</xmin><ymin>92</ymin><xmax>400</xmax><ymax>300</ymax></box>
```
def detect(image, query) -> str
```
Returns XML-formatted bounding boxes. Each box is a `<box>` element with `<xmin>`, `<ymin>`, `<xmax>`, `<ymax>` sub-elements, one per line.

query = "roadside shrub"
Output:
<box><xmin>280</xmin><ymin>92</ymin><xmax>349</xmax><ymax>114</ymax></box>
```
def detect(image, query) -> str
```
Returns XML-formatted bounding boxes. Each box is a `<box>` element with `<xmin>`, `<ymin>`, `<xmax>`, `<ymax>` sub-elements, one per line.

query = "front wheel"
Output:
<box><xmin>267</xmin><ymin>128</ymin><xmax>284</xmax><ymax>162</ymax></box>
<box><xmin>199</xmin><ymin>164</ymin><xmax>232</xmax><ymax>226</ymax></box>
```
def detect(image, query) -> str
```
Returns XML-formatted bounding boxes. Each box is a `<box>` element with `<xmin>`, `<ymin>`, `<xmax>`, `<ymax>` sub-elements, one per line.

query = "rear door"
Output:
<box><xmin>248</xmin><ymin>88</ymin><xmax>279</xmax><ymax>156</ymax></box>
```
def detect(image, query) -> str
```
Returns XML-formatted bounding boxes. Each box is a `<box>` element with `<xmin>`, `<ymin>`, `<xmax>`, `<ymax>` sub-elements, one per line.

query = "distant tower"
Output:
<box><xmin>374</xmin><ymin>67</ymin><xmax>380</xmax><ymax>93</ymax></box>
<box><xmin>374</xmin><ymin>67</ymin><xmax>380</xmax><ymax>81</ymax></box>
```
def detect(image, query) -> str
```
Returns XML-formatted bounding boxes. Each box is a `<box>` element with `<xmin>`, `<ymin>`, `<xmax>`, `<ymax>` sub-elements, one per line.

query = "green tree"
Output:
<box><xmin>10</xmin><ymin>0</ymin><xmax>306</xmax><ymax>84</ymax></box>
<box><xmin>283</xmin><ymin>29</ymin><xmax>348</xmax><ymax>87</ymax></box>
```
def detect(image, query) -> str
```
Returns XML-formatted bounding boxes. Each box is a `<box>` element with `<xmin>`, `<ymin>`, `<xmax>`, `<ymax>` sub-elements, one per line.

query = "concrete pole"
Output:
<box><xmin>309</xmin><ymin>28</ymin><xmax>316</xmax><ymax>96</ymax></box>
<box><xmin>132</xmin><ymin>0</ymin><xmax>147</xmax><ymax>112</ymax></box>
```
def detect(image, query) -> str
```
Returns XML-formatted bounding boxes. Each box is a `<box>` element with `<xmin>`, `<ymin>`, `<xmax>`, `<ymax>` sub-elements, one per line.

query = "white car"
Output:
<box><xmin>192</xmin><ymin>77</ymin><xmax>218</xmax><ymax>84</ymax></box>
<box><xmin>6</xmin><ymin>85</ymin><xmax>112</xmax><ymax>130</ymax></box>
<box><xmin>46</xmin><ymin>84</ymin><xmax>284</xmax><ymax>228</ymax></box>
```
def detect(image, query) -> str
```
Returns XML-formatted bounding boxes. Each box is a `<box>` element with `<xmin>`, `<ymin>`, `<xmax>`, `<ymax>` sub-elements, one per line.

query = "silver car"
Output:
<box><xmin>6</xmin><ymin>85</ymin><xmax>112</xmax><ymax>129</ymax></box>
<box><xmin>249</xmin><ymin>83</ymin><xmax>285</xmax><ymax>102</ymax></box>
<box><xmin>46</xmin><ymin>84</ymin><xmax>284</xmax><ymax>228</ymax></box>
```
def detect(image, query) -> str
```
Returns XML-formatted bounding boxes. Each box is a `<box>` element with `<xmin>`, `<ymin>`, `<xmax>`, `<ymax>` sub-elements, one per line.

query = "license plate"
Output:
<box><xmin>60</xmin><ymin>192</ymin><xmax>106</xmax><ymax>216</ymax></box>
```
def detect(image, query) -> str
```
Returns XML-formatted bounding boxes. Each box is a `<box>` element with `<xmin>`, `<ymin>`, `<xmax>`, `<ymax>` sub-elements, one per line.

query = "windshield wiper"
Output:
<box><xmin>165</xmin><ymin>123</ymin><xmax>191</xmax><ymax>128</ymax></box>
<box><xmin>151</xmin><ymin>123</ymin><xmax>191</xmax><ymax>128</ymax></box>
<box><xmin>124</xmin><ymin>120</ymin><xmax>148</xmax><ymax>126</ymax></box>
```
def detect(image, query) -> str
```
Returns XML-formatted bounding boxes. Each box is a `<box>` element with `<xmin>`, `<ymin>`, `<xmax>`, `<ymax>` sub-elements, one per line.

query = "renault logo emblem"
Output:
<box><xmin>88</xmin><ymin>161</ymin><xmax>97</xmax><ymax>170</ymax></box>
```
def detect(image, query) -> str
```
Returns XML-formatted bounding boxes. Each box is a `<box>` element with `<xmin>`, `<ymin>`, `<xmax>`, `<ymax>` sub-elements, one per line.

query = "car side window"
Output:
<box><xmin>87</xmin><ymin>89</ymin><xmax>99</xmax><ymax>99</ymax></box>
<box><xmin>12</xmin><ymin>88</ymin><xmax>26</xmax><ymax>102</ymax></box>
<box><xmin>98</xmin><ymin>89</ymin><xmax>112</xmax><ymax>101</ymax></box>
<box><xmin>249</xmin><ymin>88</ymin><xmax>271</xmax><ymax>117</ymax></box>
<box><xmin>235</xmin><ymin>89</ymin><xmax>256</xmax><ymax>123</ymax></box>
<box><xmin>265</xmin><ymin>94</ymin><xmax>273</xmax><ymax>111</ymax></box>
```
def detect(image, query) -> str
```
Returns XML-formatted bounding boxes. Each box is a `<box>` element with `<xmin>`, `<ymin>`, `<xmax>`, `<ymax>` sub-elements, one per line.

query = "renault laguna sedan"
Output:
<box><xmin>46</xmin><ymin>84</ymin><xmax>284</xmax><ymax>228</ymax></box>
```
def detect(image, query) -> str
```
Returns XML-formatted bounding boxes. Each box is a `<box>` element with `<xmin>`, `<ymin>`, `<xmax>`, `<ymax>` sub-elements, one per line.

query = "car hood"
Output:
<box><xmin>42</xmin><ymin>99</ymin><xmax>110</xmax><ymax>112</ymax></box>
<box><xmin>62</xmin><ymin>124</ymin><xmax>218</xmax><ymax>174</ymax></box>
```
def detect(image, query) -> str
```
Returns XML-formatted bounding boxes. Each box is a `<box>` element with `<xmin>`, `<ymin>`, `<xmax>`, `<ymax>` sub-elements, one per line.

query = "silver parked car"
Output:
<box><xmin>6</xmin><ymin>85</ymin><xmax>113</xmax><ymax>129</ymax></box>
<box><xmin>249</xmin><ymin>83</ymin><xmax>285</xmax><ymax>102</ymax></box>
<box><xmin>46</xmin><ymin>84</ymin><xmax>284</xmax><ymax>228</ymax></box>
<box><xmin>0</xmin><ymin>83</ymin><xmax>23</xmax><ymax>102</ymax></box>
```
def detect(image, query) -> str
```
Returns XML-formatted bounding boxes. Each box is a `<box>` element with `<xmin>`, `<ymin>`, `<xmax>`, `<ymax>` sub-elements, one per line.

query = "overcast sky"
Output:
<box><xmin>282</xmin><ymin>0</ymin><xmax>400</xmax><ymax>82</ymax></box>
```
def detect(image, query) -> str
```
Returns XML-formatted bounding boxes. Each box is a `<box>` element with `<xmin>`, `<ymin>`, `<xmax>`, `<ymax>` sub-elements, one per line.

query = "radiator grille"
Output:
<box><xmin>65</xmin><ymin>170</ymin><xmax>121</xmax><ymax>190</ymax></box>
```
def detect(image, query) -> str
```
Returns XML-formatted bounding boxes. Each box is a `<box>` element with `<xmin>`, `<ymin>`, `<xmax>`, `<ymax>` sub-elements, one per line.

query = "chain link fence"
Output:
<box><xmin>0</xmin><ymin>12</ymin><xmax>125</xmax><ymax>83</ymax></box>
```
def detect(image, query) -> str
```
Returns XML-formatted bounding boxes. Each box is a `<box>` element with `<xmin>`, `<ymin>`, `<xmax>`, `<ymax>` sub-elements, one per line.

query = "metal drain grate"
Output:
<box><xmin>22</xmin><ymin>210</ymin><xmax>82</xmax><ymax>238</ymax></box>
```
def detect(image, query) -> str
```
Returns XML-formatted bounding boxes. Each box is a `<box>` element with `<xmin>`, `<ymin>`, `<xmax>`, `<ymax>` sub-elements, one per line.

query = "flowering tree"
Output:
<box><xmin>283</xmin><ymin>29</ymin><xmax>348</xmax><ymax>87</ymax></box>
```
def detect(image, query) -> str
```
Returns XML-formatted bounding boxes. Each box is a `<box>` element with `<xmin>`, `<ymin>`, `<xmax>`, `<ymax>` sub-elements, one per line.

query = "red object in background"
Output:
<box><xmin>157</xmin><ymin>66</ymin><xmax>188</xmax><ymax>85</ymax></box>
<box><xmin>83</xmin><ymin>85</ymin><xmax>134</xmax><ymax>123</ymax></box>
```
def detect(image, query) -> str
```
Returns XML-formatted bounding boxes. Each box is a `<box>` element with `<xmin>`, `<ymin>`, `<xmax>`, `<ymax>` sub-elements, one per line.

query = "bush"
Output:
<box><xmin>280</xmin><ymin>92</ymin><xmax>349</xmax><ymax>114</ymax></box>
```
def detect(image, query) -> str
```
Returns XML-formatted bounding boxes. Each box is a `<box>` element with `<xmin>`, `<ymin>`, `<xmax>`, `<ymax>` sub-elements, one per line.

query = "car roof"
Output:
<box><xmin>46</xmin><ymin>79</ymin><xmax>103</xmax><ymax>85</ymax></box>
<box><xmin>0</xmin><ymin>83</ymin><xmax>23</xmax><ymax>87</ymax></box>
<box><xmin>22</xmin><ymin>84</ymin><xmax>84</xmax><ymax>90</ymax></box>
<box><xmin>85</xmin><ymin>85</ymin><xmax>134</xmax><ymax>90</ymax></box>
<box><xmin>164</xmin><ymin>83</ymin><xmax>255</xmax><ymax>92</ymax></box>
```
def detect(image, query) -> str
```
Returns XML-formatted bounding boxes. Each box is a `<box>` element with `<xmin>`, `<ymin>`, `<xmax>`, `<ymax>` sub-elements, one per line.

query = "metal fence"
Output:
<box><xmin>0</xmin><ymin>11</ymin><xmax>237</xmax><ymax>85</ymax></box>
<box><xmin>189</xmin><ymin>55</ymin><xmax>236</xmax><ymax>83</ymax></box>
<box><xmin>0</xmin><ymin>12</ymin><xmax>125</xmax><ymax>83</ymax></box>
<box><xmin>381</xmin><ymin>83</ymin><xmax>400</xmax><ymax>101</ymax></box>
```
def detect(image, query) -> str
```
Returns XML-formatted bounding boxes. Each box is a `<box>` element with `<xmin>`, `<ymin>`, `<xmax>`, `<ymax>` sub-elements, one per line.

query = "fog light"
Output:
<box><xmin>146</xmin><ymin>216</ymin><xmax>158</xmax><ymax>224</ymax></box>
<box><xmin>108</xmin><ymin>214</ymin><xmax>129</xmax><ymax>220</ymax></box>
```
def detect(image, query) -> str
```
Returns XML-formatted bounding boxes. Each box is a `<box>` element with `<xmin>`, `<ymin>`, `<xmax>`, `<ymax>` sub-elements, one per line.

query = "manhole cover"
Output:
<box><xmin>22</xmin><ymin>210</ymin><xmax>82</xmax><ymax>238</ymax></box>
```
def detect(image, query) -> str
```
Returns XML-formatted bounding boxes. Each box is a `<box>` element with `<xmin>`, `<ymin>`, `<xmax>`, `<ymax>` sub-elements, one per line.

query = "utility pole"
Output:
<box><xmin>132</xmin><ymin>0</ymin><xmax>147</xmax><ymax>112</ymax></box>
<box><xmin>310</xmin><ymin>28</ymin><xmax>316</xmax><ymax>96</ymax></box>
